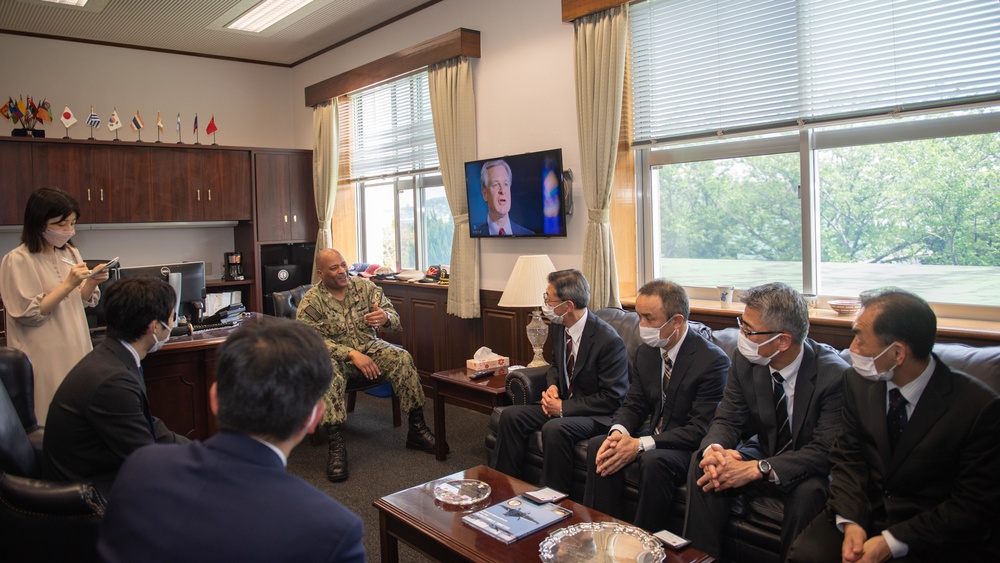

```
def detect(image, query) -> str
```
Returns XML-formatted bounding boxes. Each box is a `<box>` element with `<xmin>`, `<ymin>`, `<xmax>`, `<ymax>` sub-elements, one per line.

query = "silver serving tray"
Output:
<box><xmin>539</xmin><ymin>522</ymin><xmax>665</xmax><ymax>563</ymax></box>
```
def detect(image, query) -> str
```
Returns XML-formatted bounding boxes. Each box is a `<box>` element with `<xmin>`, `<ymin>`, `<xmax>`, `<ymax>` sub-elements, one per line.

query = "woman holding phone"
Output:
<box><xmin>0</xmin><ymin>187</ymin><xmax>111</xmax><ymax>423</ymax></box>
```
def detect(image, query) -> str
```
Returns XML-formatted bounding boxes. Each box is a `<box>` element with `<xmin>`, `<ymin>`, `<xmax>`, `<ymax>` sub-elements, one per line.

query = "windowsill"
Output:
<box><xmin>618</xmin><ymin>296</ymin><xmax>1000</xmax><ymax>344</ymax></box>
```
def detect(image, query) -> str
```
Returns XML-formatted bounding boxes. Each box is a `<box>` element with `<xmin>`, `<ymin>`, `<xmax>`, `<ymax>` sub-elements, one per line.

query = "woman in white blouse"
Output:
<box><xmin>0</xmin><ymin>188</ymin><xmax>110</xmax><ymax>424</ymax></box>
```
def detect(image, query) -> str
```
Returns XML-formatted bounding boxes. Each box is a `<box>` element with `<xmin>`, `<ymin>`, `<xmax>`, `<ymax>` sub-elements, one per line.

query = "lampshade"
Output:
<box><xmin>498</xmin><ymin>255</ymin><xmax>557</xmax><ymax>308</ymax></box>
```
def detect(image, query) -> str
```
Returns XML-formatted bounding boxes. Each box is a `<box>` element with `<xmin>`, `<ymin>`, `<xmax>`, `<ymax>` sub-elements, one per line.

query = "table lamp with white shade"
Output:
<box><xmin>498</xmin><ymin>254</ymin><xmax>557</xmax><ymax>368</ymax></box>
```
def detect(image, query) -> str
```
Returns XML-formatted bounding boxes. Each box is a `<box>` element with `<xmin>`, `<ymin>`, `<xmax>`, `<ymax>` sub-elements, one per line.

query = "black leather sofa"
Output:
<box><xmin>484</xmin><ymin>308</ymin><xmax>1000</xmax><ymax>562</ymax></box>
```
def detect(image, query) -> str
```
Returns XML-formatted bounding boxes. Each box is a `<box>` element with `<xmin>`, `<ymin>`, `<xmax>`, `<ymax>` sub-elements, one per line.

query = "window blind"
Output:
<box><xmin>630</xmin><ymin>0</ymin><xmax>1000</xmax><ymax>146</ymax></box>
<box><xmin>346</xmin><ymin>71</ymin><xmax>439</xmax><ymax>181</ymax></box>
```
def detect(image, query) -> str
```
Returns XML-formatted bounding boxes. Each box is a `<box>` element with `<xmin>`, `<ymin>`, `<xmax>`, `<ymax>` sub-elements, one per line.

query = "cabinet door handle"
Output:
<box><xmin>208</xmin><ymin>189</ymin><xmax>212</xmax><ymax>201</ymax></box>
<box><xmin>100</xmin><ymin>188</ymin><xmax>104</xmax><ymax>202</ymax></box>
<box><xmin>293</xmin><ymin>214</ymin><xmax>297</xmax><ymax>223</ymax></box>
<box><xmin>284</xmin><ymin>215</ymin><xmax>288</xmax><ymax>223</ymax></box>
<box><xmin>87</xmin><ymin>188</ymin><xmax>92</xmax><ymax>202</ymax></box>
<box><xmin>197</xmin><ymin>189</ymin><xmax>201</xmax><ymax>201</ymax></box>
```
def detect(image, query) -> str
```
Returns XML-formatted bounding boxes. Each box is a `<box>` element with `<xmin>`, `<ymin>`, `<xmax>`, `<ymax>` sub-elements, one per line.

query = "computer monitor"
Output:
<box><xmin>117</xmin><ymin>262</ymin><xmax>207</xmax><ymax>323</ymax></box>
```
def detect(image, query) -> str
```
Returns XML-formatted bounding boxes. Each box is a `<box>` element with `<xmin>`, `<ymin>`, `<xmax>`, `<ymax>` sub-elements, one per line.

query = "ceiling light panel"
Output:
<box><xmin>226</xmin><ymin>0</ymin><xmax>315</xmax><ymax>33</ymax></box>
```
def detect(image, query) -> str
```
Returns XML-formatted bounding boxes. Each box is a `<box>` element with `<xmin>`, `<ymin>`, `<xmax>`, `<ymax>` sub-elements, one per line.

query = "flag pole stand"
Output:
<box><xmin>63</xmin><ymin>125</ymin><xmax>70</xmax><ymax>139</ymax></box>
<box><xmin>136</xmin><ymin>130</ymin><xmax>142</xmax><ymax>143</ymax></box>
<box><xmin>194</xmin><ymin>131</ymin><xmax>200</xmax><ymax>145</ymax></box>
<box><xmin>113</xmin><ymin>129</ymin><xmax>120</xmax><ymax>141</ymax></box>
<box><xmin>88</xmin><ymin>126</ymin><xmax>95</xmax><ymax>141</ymax></box>
<box><xmin>212</xmin><ymin>132</ymin><xmax>217</xmax><ymax>146</ymax></box>
<box><xmin>156</xmin><ymin>129</ymin><xmax>162</xmax><ymax>143</ymax></box>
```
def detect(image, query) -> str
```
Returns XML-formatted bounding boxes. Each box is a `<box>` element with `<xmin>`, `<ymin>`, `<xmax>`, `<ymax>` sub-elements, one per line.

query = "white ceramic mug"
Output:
<box><xmin>717</xmin><ymin>285</ymin><xmax>735</xmax><ymax>308</ymax></box>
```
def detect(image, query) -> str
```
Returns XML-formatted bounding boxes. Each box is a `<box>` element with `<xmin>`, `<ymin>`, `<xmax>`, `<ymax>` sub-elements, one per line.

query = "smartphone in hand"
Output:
<box><xmin>86</xmin><ymin>256</ymin><xmax>119</xmax><ymax>278</ymax></box>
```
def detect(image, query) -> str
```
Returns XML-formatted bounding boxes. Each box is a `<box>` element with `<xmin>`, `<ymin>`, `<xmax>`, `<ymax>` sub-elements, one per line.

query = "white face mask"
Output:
<box><xmin>43</xmin><ymin>227</ymin><xmax>75</xmax><ymax>248</ymax></box>
<box><xmin>640</xmin><ymin>319</ymin><xmax>677</xmax><ymax>349</ymax></box>
<box><xmin>850</xmin><ymin>342</ymin><xmax>897</xmax><ymax>382</ymax></box>
<box><xmin>737</xmin><ymin>331</ymin><xmax>782</xmax><ymax>365</ymax></box>
<box><xmin>541</xmin><ymin>301</ymin><xmax>568</xmax><ymax>325</ymax></box>
<box><xmin>149</xmin><ymin>321</ymin><xmax>171</xmax><ymax>354</ymax></box>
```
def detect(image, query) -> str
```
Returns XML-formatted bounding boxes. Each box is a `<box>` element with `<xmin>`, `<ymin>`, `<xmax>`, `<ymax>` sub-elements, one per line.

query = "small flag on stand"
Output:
<box><xmin>36</xmin><ymin>100</ymin><xmax>52</xmax><ymax>123</ymax></box>
<box><xmin>193</xmin><ymin>113</ymin><xmax>200</xmax><ymax>144</ymax></box>
<box><xmin>108</xmin><ymin>109</ymin><xmax>122</xmax><ymax>141</ymax></box>
<box><xmin>9</xmin><ymin>97</ymin><xmax>24</xmax><ymax>121</ymax></box>
<box><xmin>206</xmin><ymin>115</ymin><xmax>218</xmax><ymax>145</ymax></box>
<box><xmin>131</xmin><ymin>110</ymin><xmax>144</xmax><ymax>142</ymax></box>
<box><xmin>86</xmin><ymin>107</ymin><xmax>101</xmax><ymax>139</ymax></box>
<box><xmin>156</xmin><ymin>111</ymin><xmax>163</xmax><ymax>143</ymax></box>
<box><xmin>61</xmin><ymin>106</ymin><xmax>77</xmax><ymax>138</ymax></box>
<box><xmin>0</xmin><ymin>103</ymin><xmax>10</xmax><ymax>122</ymax></box>
<box><xmin>176</xmin><ymin>113</ymin><xmax>182</xmax><ymax>143</ymax></box>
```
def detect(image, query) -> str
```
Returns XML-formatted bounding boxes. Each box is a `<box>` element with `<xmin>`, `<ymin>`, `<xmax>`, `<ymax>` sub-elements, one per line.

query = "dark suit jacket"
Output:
<box><xmin>98</xmin><ymin>432</ymin><xmax>366</xmax><ymax>563</ymax></box>
<box><xmin>42</xmin><ymin>338</ymin><xmax>187</xmax><ymax>494</ymax></box>
<box><xmin>700</xmin><ymin>338</ymin><xmax>846</xmax><ymax>490</ymax></box>
<box><xmin>545</xmin><ymin>312</ymin><xmax>629</xmax><ymax>420</ymax></box>
<box><xmin>827</xmin><ymin>357</ymin><xmax>1000</xmax><ymax>558</ymax></box>
<box><xmin>612</xmin><ymin>326</ymin><xmax>729</xmax><ymax>450</ymax></box>
<box><xmin>469</xmin><ymin>218</ymin><xmax>533</xmax><ymax>236</ymax></box>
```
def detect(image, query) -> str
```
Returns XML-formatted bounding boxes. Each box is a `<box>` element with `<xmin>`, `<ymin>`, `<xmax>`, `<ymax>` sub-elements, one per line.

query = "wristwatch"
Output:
<box><xmin>757</xmin><ymin>459</ymin><xmax>772</xmax><ymax>476</ymax></box>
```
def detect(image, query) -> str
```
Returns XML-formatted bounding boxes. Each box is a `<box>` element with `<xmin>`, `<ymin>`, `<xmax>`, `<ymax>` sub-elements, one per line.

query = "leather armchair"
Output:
<box><xmin>0</xmin><ymin>347</ymin><xmax>43</xmax><ymax>461</ymax></box>
<box><xmin>271</xmin><ymin>284</ymin><xmax>314</xmax><ymax>320</ymax></box>
<box><xmin>0</xmin><ymin>348</ymin><xmax>106</xmax><ymax>562</ymax></box>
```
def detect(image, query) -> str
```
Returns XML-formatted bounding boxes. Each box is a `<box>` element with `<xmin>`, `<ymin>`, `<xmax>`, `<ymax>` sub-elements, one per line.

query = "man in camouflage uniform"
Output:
<box><xmin>297</xmin><ymin>248</ymin><xmax>436</xmax><ymax>482</ymax></box>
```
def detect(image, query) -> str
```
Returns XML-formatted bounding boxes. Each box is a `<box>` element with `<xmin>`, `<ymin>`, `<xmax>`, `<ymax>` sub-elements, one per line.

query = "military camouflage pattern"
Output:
<box><xmin>297</xmin><ymin>277</ymin><xmax>425</xmax><ymax>425</ymax></box>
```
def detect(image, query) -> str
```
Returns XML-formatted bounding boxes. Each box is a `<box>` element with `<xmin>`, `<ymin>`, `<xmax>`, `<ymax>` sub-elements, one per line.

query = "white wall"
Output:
<box><xmin>1</xmin><ymin>33</ymin><xmax>296</xmax><ymax>276</ymax></box>
<box><xmin>291</xmin><ymin>0</ymin><xmax>589</xmax><ymax>290</ymax></box>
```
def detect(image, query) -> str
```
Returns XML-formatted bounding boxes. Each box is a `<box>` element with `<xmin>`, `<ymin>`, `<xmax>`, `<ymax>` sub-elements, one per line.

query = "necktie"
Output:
<box><xmin>772</xmin><ymin>372</ymin><xmax>792</xmax><ymax>455</ymax></box>
<box><xmin>565</xmin><ymin>333</ymin><xmax>575</xmax><ymax>397</ymax></box>
<box><xmin>887</xmin><ymin>388</ymin><xmax>908</xmax><ymax>451</ymax></box>
<box><xmin>499</xmin><ymin>228</ymin><xmax>506</xmax><ymax>235</ymax></box>
<box><xmin>654</xmin><ymin>353</ymin><xmax>673</xmax><ymax>434</ymax></box>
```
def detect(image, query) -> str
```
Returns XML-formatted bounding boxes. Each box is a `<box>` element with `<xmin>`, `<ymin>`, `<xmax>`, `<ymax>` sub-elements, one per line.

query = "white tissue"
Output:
<box><xmin>473</xmin><ymin>346</ymin><xmax>500</xmax><ymax>360</ymax></box>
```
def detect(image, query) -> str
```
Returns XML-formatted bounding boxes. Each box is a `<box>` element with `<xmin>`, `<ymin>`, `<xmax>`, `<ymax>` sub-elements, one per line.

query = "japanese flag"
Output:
<box><xmin>61</xmin><ymin>106</ymin><xmax>77</xmax><ymax>128</ymax></box>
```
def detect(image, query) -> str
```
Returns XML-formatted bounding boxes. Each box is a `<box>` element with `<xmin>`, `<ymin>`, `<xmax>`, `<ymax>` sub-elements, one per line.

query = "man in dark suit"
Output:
<box><xmin>684</xmin><ymin>282</ymin><xmax>847</xmax><ymax>560</ymax></box>
<box><xmin>98</xmin><ymin>317</ymin><xmax>365</xmax><ymax>563</ymax></box>
<box><xmin>583</xmin><ymin>280</ymin><xmax>729</xmax><ymax>533</ymax></box>
<box><xmin>469</xmin><ymin>159</ymin><xmax>535</xmax><ymax>236</ymax></box>
<box><xmin>788</xmin><ymin>288</ymin><xmax>1000</xmax><ymax>563</ymax></box>
<box><xmin>42</xmin><ymin>276</ymin><xmax>188</xmax><ymax>495</ymax></box>
<box><xmin>492</xmin><ymin>269</ymin><xmax>628</xmax><ymax>494</ymax></box>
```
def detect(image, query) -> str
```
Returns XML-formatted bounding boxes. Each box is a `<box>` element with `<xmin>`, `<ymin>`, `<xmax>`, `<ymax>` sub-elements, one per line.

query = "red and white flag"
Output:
<box><xmin>61</xmin><ymin>106</ymin><xmax>77</xmax><ymax>128</ymax></box>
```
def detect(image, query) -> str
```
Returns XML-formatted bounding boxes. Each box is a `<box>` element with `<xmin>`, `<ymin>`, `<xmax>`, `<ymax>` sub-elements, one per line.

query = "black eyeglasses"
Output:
<box><xmin>736</xmin><ymin>316</ymin><xmax>782</xmax><ymax>337</ymax></box>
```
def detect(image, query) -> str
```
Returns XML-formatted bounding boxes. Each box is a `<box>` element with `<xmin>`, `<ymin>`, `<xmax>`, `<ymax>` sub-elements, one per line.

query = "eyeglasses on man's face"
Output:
<box><xmin>736</xmin><ymin>316</ymin><xmax>783</xmax><ymax>337</ymax></box>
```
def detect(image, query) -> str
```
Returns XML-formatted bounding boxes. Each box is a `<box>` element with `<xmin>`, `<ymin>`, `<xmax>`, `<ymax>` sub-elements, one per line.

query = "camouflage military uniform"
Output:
<box><xmin>296</xmin><ymin>277</ymin><xmax>425</xmax><ymax>425</ymax></box>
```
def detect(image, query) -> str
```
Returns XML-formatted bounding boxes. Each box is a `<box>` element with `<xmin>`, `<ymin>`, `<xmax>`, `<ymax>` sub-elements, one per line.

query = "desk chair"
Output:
<box><xmin>271</xmin><ymin>285</ymin><xmax>401</xmax><ymax>433</ymax></box>
<box><xmin>0</xmin><ymin>347</ymin><xmax>105</xmax><ymax>563</ymax></box>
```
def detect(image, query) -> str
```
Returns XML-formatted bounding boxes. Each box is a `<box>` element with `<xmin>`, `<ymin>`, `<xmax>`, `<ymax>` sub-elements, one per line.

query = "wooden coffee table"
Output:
<box><xmin>430</xmin><ymin>368</ymin><xmax>511</xmax><ymax>461</ymax></box>
<box><xmin>373</xmin><ymin>464</ymin><xmax>714</xmax><ymax>563</ymax></box>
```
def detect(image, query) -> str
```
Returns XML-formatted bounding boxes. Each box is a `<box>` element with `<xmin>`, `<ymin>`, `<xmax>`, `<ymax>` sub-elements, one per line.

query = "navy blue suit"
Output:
<box><xmin>470</xmin><ymin>219</ymin><xmax>533</xmax><ymax>236</ymax></box>
<box><xmin>98</xmin><ymin>432</ymin><xmax>365</xmax><ymax>563</ymax></box>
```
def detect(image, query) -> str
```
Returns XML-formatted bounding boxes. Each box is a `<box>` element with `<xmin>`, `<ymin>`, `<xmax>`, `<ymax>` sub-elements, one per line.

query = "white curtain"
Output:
<box><xmin>311</xmin><ymin>99</ymin><xmax>339</xmax><ymax>284</ymax></box>
<box><xmin>428</xmin><ymin>56</ymin><xmax>480</xmax><ymax>318</ymax></box>
<box><xmin>575</xmin><ymin>5</ymin><xmax>628</xmax><ymax>309</ymax></box>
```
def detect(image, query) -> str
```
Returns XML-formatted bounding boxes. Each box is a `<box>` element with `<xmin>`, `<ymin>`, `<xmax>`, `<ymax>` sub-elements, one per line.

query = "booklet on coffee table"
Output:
<box><xmin>462</xmin><ymin>496</ymin><xmax>572</xmax><ymax>544</ymax></box>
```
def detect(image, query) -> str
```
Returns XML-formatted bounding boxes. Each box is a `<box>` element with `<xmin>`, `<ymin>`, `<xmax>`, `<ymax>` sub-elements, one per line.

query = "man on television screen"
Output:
<box><xmin>471</xmin><ymin>159</ymin><xmax>534</xmax><ymax>236</ymax></box>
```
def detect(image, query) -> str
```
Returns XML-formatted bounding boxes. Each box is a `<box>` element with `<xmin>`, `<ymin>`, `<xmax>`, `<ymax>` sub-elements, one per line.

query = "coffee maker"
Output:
<box><xmin>223</xmin><ymin>252</ymin><xmax>244</xmax><ymax>281</ymax></box>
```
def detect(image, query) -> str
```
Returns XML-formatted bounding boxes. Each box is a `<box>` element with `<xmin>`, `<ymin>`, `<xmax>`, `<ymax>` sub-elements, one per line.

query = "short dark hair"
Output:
<box><xmin>548</xmin><ymin>269</ymin><xmax>590</xmax><ymax>309</ymax></box>
<box><xmin>740</xmin><ymin>282</ymin><xmax>809</xmax><ymax>344</ymax></box>
<box><xmin>859</xmin><ymin>287</ymin><xmax>936</xmax><ymax>360</ymax></box>
<box><xmin>214</xmin><ymin>318</ymin><xmax>333</xmax><ymax>441</ymax></box>
<box><xmin>22</xmin><ymin>188</ymin><xmax>81</xmax><ymax>253</ymax></box>
<box><xmin>104</xmin><ymin>276</ymin><xmax>176</xmax><ymax>343</ymax></box>
<box><xmin>637</xmin><ymin>279</ymin><xmax>690</xmax><ymax>320</ymax></box>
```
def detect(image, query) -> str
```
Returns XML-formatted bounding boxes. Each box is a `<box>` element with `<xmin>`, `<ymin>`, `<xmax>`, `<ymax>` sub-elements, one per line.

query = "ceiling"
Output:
<box><xmin>0</xmin><ymin>0</ymin><xmax>442</xmax><ymax>66</ymax></box>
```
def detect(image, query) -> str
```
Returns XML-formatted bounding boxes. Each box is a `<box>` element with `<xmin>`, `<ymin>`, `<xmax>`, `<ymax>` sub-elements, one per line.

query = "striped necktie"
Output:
<box><xmin>772</xmin><ymin>371</ymin><xmax>792</xmax><ymax>455</ymax></box>
<box><xmin>654</xmin><ymin>352</ymin><xmax>673</xmax><ymax>434</ymax></box>
<box><xmin>565</xmin><ymin>332</ymin><xmax>574</xmax><ymax>397</ymax></box>
<box><xmin>887</xmin><ymin>388</ymin><xmax>908</xmax><ymax>451</ymax></box>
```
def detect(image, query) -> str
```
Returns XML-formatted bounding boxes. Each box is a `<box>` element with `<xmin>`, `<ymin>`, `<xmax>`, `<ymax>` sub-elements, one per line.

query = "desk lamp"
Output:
<box><xmin>498</xmin><ymin>255</ymin><xmax>557</xmax><ymax>368</ymax></box>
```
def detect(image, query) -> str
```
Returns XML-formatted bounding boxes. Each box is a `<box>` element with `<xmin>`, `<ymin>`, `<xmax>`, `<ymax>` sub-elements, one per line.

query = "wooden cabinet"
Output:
<box><xmin>0</xmin><ymin>141</ymin><xmax>33</xmax><ymax>224</ymax></box>
<box><xmin>254</xmin><ymin>150</ymin><xmax>316</xmax><ymax>242</ymax></box>
<box><xmin>31</xmin><ymin>142</ymin><xmax>153</xmax><ymax>223</ymax></box>
<box><xmin>149</xmin><ymin>147</ymin><xmax>251</xmax><ymax>222</ymax></box>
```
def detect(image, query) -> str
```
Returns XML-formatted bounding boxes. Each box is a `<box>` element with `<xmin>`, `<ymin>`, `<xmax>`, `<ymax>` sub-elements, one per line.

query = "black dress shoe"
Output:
<box><xmin>405</xmin><ymin>408</ymin><xmax>447</xmax><ymax>454</ymax></box>
<box><xmin>326</xmin><ymin>426</ymin><xmax>348</xmax><ymax>482</ymax></box>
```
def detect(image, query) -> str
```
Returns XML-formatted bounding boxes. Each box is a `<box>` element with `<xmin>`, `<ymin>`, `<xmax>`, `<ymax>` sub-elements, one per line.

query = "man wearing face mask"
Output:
<box><xmin>582</xmin><ymin>280</ymin><xmax>729</xmax><ymax>532</ymax></box>
<box><xmin>43</xmin><ymin>276</ymin><xmax>189</xmax><ymax>496</ymax></box>
<box><xmin>788</xmin><ymin>288</ymin><xmax>1000</xmax><ymax>563</ymax></box>
<box><xmin>684</xmin><ymin>282</ymin><xmax>847</xmax><ymax>560</ymax></box>
<box><xmin>491</xmin><ymin>269</ymin><xmax>629</xmax><ymax>495</ymax></box>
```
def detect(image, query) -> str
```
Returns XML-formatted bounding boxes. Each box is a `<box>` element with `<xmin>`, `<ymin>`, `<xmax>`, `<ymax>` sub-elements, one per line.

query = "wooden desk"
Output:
<box><xmin>430</xmin><ymin>368</ymin><xmax>510</xmax><ymax>461</ymax></box>
<box><xmin>374</xmin><ymin>465</ymin><xmax>713</xmax><ymax>563</ymax></box>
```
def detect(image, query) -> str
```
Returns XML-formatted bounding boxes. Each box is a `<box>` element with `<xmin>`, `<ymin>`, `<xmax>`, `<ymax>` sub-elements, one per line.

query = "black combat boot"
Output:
<box><xmin>326</xmin><ymin>424</ymin><xmax>348</xmax><ymax>482</ymax></box>
<box><xmin>406</xmin><ymin>408</ymin><xmax>447</xmax><ymax>454</ymax></box>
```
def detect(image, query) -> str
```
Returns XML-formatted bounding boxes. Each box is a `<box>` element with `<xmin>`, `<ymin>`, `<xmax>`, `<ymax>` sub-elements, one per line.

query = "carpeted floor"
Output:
<box><xmin>287</xmin><ymin>392</ymin><xmax>492</xmax><ymax>562</ymax></box>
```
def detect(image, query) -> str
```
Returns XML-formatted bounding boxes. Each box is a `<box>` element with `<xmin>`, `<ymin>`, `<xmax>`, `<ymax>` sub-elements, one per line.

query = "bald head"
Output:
<box><xmin>316</xmin><ymin>248</ymin><xmax>349</xmax><ymax>292</ymax></box>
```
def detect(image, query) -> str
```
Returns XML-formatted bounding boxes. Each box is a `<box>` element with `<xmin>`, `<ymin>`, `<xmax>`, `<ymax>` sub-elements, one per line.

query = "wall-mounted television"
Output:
<box><xmin>465</xmin><ymin>148</ymin><xmax>567</xmax><ymax>238</ymax></box>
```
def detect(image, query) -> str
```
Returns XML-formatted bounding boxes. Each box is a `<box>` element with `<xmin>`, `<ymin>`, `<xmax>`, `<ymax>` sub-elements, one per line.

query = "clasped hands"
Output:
<box><xmin>696</xmin><ymin>443</ymin><xmax>762</xmax><ymax>492</ymax></box>
<box><xmin>841</xmin><ymin>524</ymin><xmax>892</xmax><ymax>563</ymax></box>
<box><xmin>540</xmin><ymin>385</ymin><xmax>563</xmax><ymax>418</ymax></box>
<box><xmin>594</xmin><ymin>430</ymin><xmax>640</xmax><ymax>477</ymax></box>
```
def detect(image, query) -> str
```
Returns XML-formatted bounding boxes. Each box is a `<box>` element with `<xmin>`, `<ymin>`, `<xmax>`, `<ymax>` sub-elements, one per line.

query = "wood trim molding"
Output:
<box><xmin>562</xmin><ymin>0</ymin><xmax>630</xmax><ymax>22</ymax></box>
<box><xmin>304</xmin><ymin>28</ymin><xmax>481</xmax><ymax>107</ymax></box>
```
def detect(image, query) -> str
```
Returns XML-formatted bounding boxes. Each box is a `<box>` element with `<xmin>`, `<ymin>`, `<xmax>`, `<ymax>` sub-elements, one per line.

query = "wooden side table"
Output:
<box><xmin>430</xmin><ymin>368</ymin><xmax>511</xmax><ymax>461</ymax></box>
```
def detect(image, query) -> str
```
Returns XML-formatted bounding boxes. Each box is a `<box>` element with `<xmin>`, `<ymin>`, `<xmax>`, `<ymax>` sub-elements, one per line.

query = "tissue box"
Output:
<box><xmin>466</xmin><ymin>356</ymin><xmax>509</xmax><ymax>371</ymax></box>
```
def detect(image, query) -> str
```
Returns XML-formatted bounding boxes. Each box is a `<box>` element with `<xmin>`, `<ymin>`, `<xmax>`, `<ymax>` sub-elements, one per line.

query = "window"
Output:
<box><xmin>632</xmin><ymin>0</ymin><xmax>1000</xmax><ymax>315</ymax></box>
<box><xmin>347</xmin><ymin>70</ymin><xmax>451</xmax><ymax>271</ymax></box>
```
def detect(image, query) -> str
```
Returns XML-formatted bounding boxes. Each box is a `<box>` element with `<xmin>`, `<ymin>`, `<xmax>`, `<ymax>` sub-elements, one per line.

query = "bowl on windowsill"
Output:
<box><xmin>828</xmin><ymin>299</ymin><xmax>862</xmax><ymax>316</ymax></box>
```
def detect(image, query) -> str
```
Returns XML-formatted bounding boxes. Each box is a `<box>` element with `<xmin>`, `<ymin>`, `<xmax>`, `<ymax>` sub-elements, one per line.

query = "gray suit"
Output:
<box><xmin>684</xmin><ymin>338</ymin><xmax>846</xmax><ymax>559</ymax></box>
